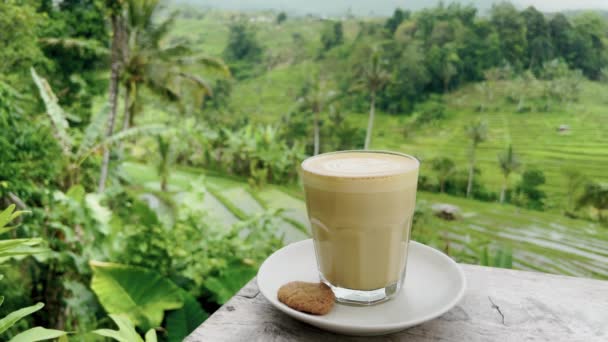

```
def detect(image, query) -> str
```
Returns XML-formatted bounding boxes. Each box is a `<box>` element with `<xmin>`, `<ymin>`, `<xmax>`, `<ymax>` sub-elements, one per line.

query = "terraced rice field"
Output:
<box><xmin>123</xmin><ymin>162</ymin><xmax>608</xmax><ymax>281</ymax></box>
<box><xmin>124</xmin><ymin>162</ymin><xmax>309</xmax><ymax>243</ymax></box>
<box><xmin>418</xmin><ymin>193</ymin><xmax>608</xmax><ymax>280</ymax></box>
<box><xmin>169</xmin><ymin>10</ymin><xmax>608</xmax><ymax>210</ymax></box>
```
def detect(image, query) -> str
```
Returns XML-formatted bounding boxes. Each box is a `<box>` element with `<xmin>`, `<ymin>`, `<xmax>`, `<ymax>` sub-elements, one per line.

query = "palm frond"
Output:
<box><xmin>176</xmin><ymin>55</ymin><xmax>231</xmax><ymax>77</ymax></box>
<box><xmin>127</xmin><ymin>0</ymin><xmax>160</xmax><ymax>32</ymax></box>
<box><xmin>77</xmin><ymin>124</ymin><xmax>165</xmax><ymax>165</ymax></box>
<box><xmin>86</xmin><ymin>124</ymin><xmax>166</xmax><ymax>159</ymax></box>
<box><xmin>145</xmin><ymin>72</ymin><xmax>182</xmax><ymax>102</ymax></box>
<box><xmin>149</xmin><ymin>10</ymin><xmax>178</xmax><ymax>45</ymax></box>
<box><xmin>156</xmin><ymin>44</ymin><xmax>192</xmax><ymax>60</ymax></box>
<box><xmin>76</xmin><ymin>104</ymin><xmax>110</xmax><ymax>160</ymax></box>
<box><xmin>38</xmin><ymin>37</ymin><xmax>109</xmax><ymax>56</ymax></box>
<box><xmin>178</xmin><ymin>73</ymin><xmax>213</xmax><ymax>96</ymax></box>
<box><xmin>30</xmin><ymin>68</ymin><xmax>73</xmax><ymax>155</ymax></box>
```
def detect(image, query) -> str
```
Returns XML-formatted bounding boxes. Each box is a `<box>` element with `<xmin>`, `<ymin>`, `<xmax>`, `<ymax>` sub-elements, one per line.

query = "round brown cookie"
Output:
<box><xmin>277</xmin><ymin>281</ymin><xmax>335</xmax><ymax>315</ymax></box>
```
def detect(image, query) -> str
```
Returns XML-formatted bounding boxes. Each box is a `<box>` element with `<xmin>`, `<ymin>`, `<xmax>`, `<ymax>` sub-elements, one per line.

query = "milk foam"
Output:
<box><xmin>302</xmin><ymin>151</ymin><xmax>418</xmax><ymax>178</ymax></box>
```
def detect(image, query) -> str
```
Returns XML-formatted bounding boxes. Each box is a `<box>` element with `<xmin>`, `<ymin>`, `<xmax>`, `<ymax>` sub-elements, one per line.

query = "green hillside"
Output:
<box><xmin>365</xmin><ymin>81</ymin><xmax>608</xmax><ymax>208</ymax></box>
<box><xmin>168</xmin><ymin>10</ymin><xmax>608</xmax><ymax>208</ymax></box>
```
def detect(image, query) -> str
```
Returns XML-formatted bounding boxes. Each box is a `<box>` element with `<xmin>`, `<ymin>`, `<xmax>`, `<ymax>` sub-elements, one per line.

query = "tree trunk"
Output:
<box><xmin>98</xmin><ymin>14</ymin><xmax>123</xmax><ymax>193</ymax></box>
<box><xmin>517</xmin><ymin>96</ymin><xmax>525</xmax><ymax>112</ymax></box>
<box><xmin>161</xmin><ymin>174</ymin><xmax>168</xmax><ymax>192</ymax></box>
<box><xmin>364</xmin><ymin>90</ymin><xmax>376</xmax><ymax>150</ymax></box>
<box><xmin>440</xmin><ymin>178</ymin><xmax>445</xmax><ymax>193</ymax></box>
<box><xmin>313</xmin><ymin>110</ymin><xmax>320</xmax><ymax>155</ymax></box>
<box><xmin>500</xmin><ymin>176</ymin><xmax>508</xmax><ymax>203</ymax></box>
<box><xmin>117</xmin><ymin>82</ymin><xmax>131</xmax><ymax>154</ymax></box>
<box><xmin>121</xmin><ymin>82</ymin><xmax>131</xmax><ymax>131</ymax></box>
<box><xmin>466</xmin><ymin>146</ymin><xmax>476</xmax><ymax>198</ymax></box>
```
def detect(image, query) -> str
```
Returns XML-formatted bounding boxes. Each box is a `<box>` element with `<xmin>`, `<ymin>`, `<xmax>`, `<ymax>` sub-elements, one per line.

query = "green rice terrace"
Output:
<box><xmin>170</xmin><ymin>10</ymin><xmax>608</xmax><ymax>208</ymax></box>
<box><xmin>124</xmin><ymin>162</ymin><xmax>608</xmax><ymax>280</ymax></box>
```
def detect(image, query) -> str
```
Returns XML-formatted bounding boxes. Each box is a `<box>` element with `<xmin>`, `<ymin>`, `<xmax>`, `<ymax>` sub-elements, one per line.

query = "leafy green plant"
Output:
<box><xmin>497</xmin><ymin>145</ymin><xmax>521</xmax><ymax>203</ymax></box>
<box><xmin>0</xmin><ymin>81</ymin><xmax>62</xmax><ymax>202</ymax></box>
<box><xmin>413</xmin><ymin>96</ymin><xmax>447</xmax><ymax>127</ymax></box>
<box><xmin>165</xmin><ymin>290</ymin><xmax>208</xmax><ymax>342</ymax></box>
<box><xmin>219</xmin><ymin>124</ymin><xmax>305</xmax><ymax>185</ymax></box>
<box><xmin>0</xmin><ymin>205</ymin><xmax>65</xmax><ymax>341</ymax></box>
<box><xmin>577</xmin><ymin>182</ymin><xmax>608</xmax><ymax>222</ymax></box>
<box><xmin>156</xmin><ymin>134</ymin><xmax>175</xmax><ymax>192</ymax></box>
<box><xmin>479</xmin><ymin>246</ymin><xmax>513</xmax><ymax>269</ymax></box>
<box><xmin>431</xmin><ymin>157</ymin><xmax>456</xmax><ymax>193</ymax></box>
<box><xmin>31</xmin><ymin>68</ymin><xmax>164</xmax><ymax>190</ymax></box>
<box><xmin>89</xmin><ymin>260</ymin><xmax>184</xmax><ymax>331</ymax></box>
<box><xmin>0</xmin><ymin>206</ymin><xmax>45</xmax><ymax>259</ymax></box>
<box><xmin>465</xmin><ymin>120</ymin><xmax>488</xmax><ymax>198</ymax></box>
<box><xmin>515</xmin><ymin>168</ymin><xmax>547</xmax><ymax>210</ymax></box>
<box><xmin>93</xmin><ymin>314</ymin><xmax>157</xmax><ymax>342</ymax></box>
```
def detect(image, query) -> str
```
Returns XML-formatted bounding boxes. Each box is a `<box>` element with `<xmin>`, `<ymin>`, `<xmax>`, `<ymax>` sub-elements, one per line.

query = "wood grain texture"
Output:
<box><xmin>186</xmin><ymin>265</ymin><xmax>608</xmax><ymax>342</ymax></box>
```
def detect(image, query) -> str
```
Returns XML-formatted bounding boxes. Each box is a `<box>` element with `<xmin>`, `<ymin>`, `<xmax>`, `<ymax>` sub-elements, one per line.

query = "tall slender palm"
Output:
<box><xmin>431</xmin><ymin>157</ymin><xmax>456</xmax><ymax>193</ymax></box>
<box><xmin>296</xmin><ymin>78</ymin><xmax>337</xmax><ymax>155</ymax></box>
<box><xmin>465</xmin><ymin>120</ymin><xmax>487</xmax><ymax>198</ymax></box>
<box><xmin>498</xmin><ymin>144</ymin><xmax>520</xmax><ymax>203</ymax></box>
<box><xmin>120</xmin><ymin>0</ymin><xmax>230</xmax><ymax>131</ymax></box>
<box><xmin>99</xmin><ymin>0</ymin><xmax>128</xmax><ymax>193</ymax></box>
<box><xmin>156</xmin><ymin>134</ymin><xmax>173</xmax><ymax>192</ymax></box>
<box><xmin>356</xmin><ymin>49</ymin><xmax>390</xmax><ymax>150</ymax></box>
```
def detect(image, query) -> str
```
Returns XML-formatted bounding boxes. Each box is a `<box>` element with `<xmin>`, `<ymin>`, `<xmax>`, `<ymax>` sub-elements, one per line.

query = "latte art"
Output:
<box><xmin>322</xmin><ymin>158</ymin><xmax>402</xmax><ymax>175</ymax></box>
<box><xmin>302</xmin><ymin>150</ymin><xmax>418</xmax><ymax>179</ymax></box>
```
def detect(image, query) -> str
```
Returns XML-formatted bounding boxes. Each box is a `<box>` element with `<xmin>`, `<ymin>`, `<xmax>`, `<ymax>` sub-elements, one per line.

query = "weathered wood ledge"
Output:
<box><xmin>186</xmin><ymin>265</ymin><xmax>608</xmax><ymax>341</ymax></box>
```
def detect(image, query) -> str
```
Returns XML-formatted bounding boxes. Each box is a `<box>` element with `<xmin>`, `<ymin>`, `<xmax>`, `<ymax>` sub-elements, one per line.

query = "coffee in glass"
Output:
<box><xmin>301</xmin><ymin>150</ymin><xmax>419</xmax><ymax>305</ymax></box>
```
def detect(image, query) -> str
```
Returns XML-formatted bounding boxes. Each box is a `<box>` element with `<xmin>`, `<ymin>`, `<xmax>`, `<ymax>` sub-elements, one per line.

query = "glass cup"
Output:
<box><xmin>301</xmin><ymin>150</ymin><xmax>419</xmax><ymax>305</ymax></box>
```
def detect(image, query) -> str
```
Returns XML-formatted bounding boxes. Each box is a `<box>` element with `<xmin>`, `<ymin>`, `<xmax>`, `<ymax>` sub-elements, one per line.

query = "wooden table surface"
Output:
<box><xmin>186</xmin><ymin>265</ymin><xmax>608</xmax><ymax>341</ymax></box>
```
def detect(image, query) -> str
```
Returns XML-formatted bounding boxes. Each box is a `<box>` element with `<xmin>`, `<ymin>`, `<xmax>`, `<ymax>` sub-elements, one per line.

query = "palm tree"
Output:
<box><xmin>99</xmin><ymin>0</ymin><xmax>128</xmax><ymax>193</ymax></box>
<box><xmin>465</xmin><ymin>120</ymin><xmax>487</xmax><ymax>198</ymax></box>
<box><xmin>296</xmin><ymin>78</ymin><xmax>338</xmax><ymax>155</ymax></box>
<box><xmin>356</xmin><ymin>48</ymin><xmax>390</xmax><ymax>150</ymax></box>
<box><xmin>577</xmin><ymin>182</ymin><xmax>608</xmax><ymax>222</ymax></box>
<box><xmin>431</xmin><ymin>157</ymin><xmax>456</xmax><ymax>193</ymax></box>
<box><xmin>498</xmin><ymin>145</ymin><xmax>520</xmax><ymax>203</ymax></box>
<box><xmin>120</xmin><ymin>0</ymin><xmax>230</xmax><ymax>131</ymax></box>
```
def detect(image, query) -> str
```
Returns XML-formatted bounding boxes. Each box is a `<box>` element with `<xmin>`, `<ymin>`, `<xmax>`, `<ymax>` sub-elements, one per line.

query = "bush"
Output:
<box><xmin>319</xmin><ymin>21</ymin><xmax>344</xmax><ymax>57</ymax></box>
<box><xmin>514</xmin><ymin>168</ymin><xmax>546</xmax><ymax>210</ymax></box>
<box><xmin>0</xmin><ymin>82</ymin><xmax>62</xmax><ymax>202</ymax></box>
<box><xmin>276</xmin><ymin>12</ymin><xmax>287</xmax><ymax>24</ymax></box>
<box><xmin>223</xmin><ymin>20</ymin><xmax>263</xmax><ymax>79</ymax></box>
<box><xmin>412</xmin><ymin>96</ymin><xmax>447</xmax><ymax>126</ymax></box>
<box><xmin>443</xmin><ymin>168</ymin><xmax>497</xmax><ymax>202</ymax></box>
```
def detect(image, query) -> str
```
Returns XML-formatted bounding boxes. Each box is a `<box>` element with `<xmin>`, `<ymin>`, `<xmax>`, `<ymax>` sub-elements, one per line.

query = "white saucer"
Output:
<box><xmin>257</xmin><ymin>239</ymin><xmax>466</xmax><ymax>336</ymax></box>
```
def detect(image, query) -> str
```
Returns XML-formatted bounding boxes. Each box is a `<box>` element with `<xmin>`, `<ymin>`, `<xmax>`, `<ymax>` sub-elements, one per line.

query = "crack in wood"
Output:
<box><xmin>237</xmin><ymin>290</ymin><xmax>260</xmax><ymax>299</ymax></box>
<box><xmin>488</xmin><ymin>296</ymin><xmax>505</xmax><ymax>325</ymax></box>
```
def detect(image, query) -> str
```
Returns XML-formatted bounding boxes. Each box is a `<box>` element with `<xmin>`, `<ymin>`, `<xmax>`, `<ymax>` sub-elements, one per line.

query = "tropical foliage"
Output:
<box><xmin>0</xmin><ymin>206</ymin><xmax>66</xmax><ymax>342</ymax></box>
<box><xmin>2</xmin><ymin>0</ymin><xmax>608</xmax><ymax>340</ymax></box>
